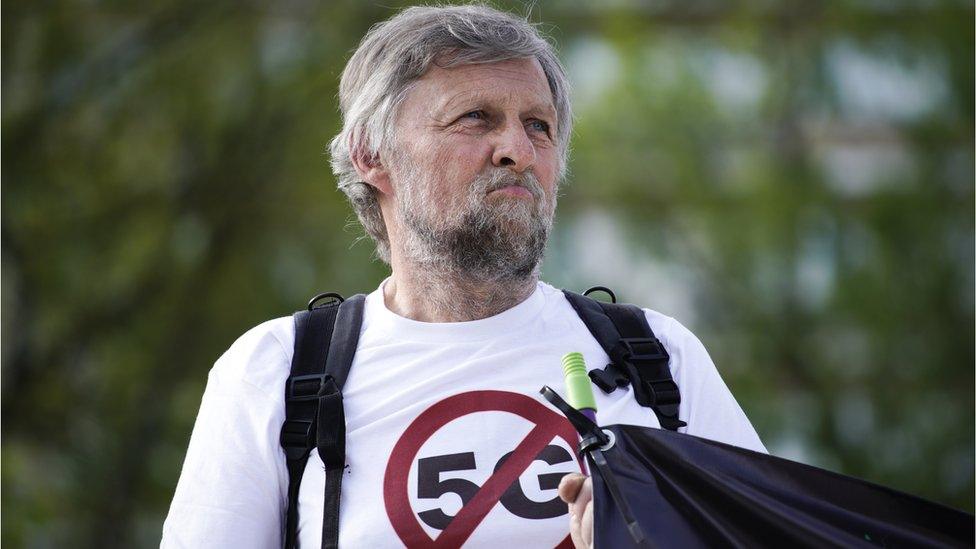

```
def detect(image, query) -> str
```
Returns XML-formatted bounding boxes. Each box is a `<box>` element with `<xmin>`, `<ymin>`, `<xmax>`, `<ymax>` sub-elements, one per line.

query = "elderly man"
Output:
<box><xmin>162</xmin><ymin>4</ymin><xmax>765</xmax><ymax>548</ymax></box>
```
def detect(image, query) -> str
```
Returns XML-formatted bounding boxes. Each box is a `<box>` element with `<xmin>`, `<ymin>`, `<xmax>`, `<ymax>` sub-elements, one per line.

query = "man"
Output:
<box><xmin>162</xmin><ymin>5</ymin><xmax>765</xmax><ymax>548</ymax></box>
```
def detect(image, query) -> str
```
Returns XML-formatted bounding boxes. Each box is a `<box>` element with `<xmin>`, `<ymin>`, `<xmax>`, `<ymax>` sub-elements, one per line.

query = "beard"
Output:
<box><xmin>394</xmin><ymin>163</ymin><xmax>556</xmax><ymax>283</ymax></box>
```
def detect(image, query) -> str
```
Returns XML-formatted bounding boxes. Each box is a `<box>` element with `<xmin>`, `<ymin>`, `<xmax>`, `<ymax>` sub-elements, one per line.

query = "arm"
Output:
<box><xmin>659</xmin><ymin>314</ymin><xmax>766</xmax><ymax>453</ymax></box>
<box><xmin>161</xmin><ymin>323</ymin><xmax>291</xmax><ymax>548</ymax></box>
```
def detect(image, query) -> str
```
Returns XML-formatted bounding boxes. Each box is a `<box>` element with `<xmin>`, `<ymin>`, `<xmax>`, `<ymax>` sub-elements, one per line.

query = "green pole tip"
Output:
<box><xmin>562</xmin><ymin>352</ymin><xmax>586</xmax><ymax>376</ymax></box>
<box><xmin>561</xmin><ymin>352</ymin><xmax>597</xmax><ymax>412</ymax></box>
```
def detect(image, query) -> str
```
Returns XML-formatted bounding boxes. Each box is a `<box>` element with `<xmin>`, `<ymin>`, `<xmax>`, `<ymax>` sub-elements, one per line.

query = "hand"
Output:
<box><xmin>558</xmin><ymin>473</ymin><xmax>593</xmax><ymax>549</ymax></box>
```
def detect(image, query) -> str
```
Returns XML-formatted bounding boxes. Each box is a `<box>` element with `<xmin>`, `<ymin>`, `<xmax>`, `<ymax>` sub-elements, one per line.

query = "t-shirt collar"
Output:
<box><xmin>362</xmin><ymin>278</ymin><xmax>547</xmax><ymax>343</ymax></box>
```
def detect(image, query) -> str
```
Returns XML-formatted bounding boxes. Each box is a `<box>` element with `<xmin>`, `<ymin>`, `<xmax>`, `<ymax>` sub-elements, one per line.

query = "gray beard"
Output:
<box><xmin>398</xmin><ymin>167</ymin><xmax>554</xmax><ymax>285</ymax></box>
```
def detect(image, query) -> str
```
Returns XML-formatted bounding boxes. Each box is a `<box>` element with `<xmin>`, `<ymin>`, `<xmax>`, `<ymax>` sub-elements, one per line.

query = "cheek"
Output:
<box><xmin>429</xmin><ymin>139</ymin><xmax>491</xmax><ymax>189</ymax></box>
<box><xmin>442</xmin><ymin>140</ymin><xmax>490</xmax><ymax>172</ymax></box>
<box><xmin>535</xmin><ymin>152</ymin><xmax>560</xmax><ymax>194</ymax></box>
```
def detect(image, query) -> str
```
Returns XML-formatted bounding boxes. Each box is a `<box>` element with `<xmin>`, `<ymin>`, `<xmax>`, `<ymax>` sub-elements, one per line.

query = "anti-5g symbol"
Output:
<box><xmin>416</xmin><ymin>445</ymin><xmax>575</xmax><ymax>529</ymax></box>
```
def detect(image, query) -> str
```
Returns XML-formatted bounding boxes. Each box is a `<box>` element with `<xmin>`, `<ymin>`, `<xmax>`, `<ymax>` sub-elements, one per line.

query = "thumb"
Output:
<box><xmin>558</xmin><ymin>473</ymin><xmax>587</xmax><ymax>504</ymax></box>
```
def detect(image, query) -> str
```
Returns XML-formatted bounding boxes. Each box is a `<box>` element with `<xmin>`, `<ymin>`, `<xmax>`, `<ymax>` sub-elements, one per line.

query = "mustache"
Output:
<box><xmin>474</xmin><ymin>169</ymin><xmax>544</xmax><ymax>200</ymax></box>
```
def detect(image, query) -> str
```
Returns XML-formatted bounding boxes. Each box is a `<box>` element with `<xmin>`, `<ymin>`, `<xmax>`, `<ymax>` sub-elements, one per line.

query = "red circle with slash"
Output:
<box><xmin>383</xmin><ymin>390</ymin><xmax>585</xmax><ymax>548</ymax></box>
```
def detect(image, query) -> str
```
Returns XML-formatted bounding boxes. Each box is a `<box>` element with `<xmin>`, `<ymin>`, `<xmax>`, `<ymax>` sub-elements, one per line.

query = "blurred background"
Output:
<box><xmin>2</xmin><ymin>0</ymin><xmax>973</xmax><ymax>546</ymax></box>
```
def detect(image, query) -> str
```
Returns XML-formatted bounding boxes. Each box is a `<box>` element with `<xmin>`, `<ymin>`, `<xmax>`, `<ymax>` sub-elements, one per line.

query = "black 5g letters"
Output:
<box><xmin>416</xmin><ymin>445</ymin><xmax>574</xmax><ymax>529</ymax></box>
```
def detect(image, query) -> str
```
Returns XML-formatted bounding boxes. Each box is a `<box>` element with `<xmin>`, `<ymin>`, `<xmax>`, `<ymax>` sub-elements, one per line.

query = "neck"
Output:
<box><xmin>383</xmin><ymin>258</ymin><xmax>539</xmax><ymax>322</ymax></box>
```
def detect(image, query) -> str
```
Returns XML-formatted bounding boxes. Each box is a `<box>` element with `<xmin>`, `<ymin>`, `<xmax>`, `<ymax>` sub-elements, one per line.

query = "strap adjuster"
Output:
<box><xmin>645</xmin><ymin>378</ymin><xmax>686</xmax><ymax>429</ymax></box>
<box><xmin>610</xmin><ymin>337</ymin><xmax>668</xmax><ymax>365</ymax></box>
<box><xmin>645</xmin><ymin>378</ymin><xmax>681</xmax><ymax>407</ymax></box>
<box><xmin>286</xmin><ymin>373</ymin><xmax>333</xmax><ymax>402</ymax></box>
<box><xmin>280</xmin><ymin>419</ymin><xmax>314</xmax><ymax>452</ymax></box>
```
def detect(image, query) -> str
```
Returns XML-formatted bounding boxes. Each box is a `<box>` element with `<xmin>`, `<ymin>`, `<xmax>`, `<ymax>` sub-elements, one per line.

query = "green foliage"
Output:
<box><xmin>3</xmin><ymin>1</ymin><xmax>972</xmax><ymax>546</ymax></box>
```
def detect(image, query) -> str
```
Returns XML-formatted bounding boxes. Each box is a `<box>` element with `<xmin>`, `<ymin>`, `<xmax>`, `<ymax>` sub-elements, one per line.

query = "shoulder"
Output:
<box><xmin>638</xmin><ymin>308</ymin><xmax>719</xmax><ymax>387</ymax></box>
<box><xmin>544</xmin><ymin>281</ymin><xmax>713</xmax><ymax>381</ymax></box>
<box><xmin>208</xmin><ymin>316</ymin><xmax>295</xmax><ymax>402</ymax></box>
<box><xmin>643</xmin><ymin>309</ymin><xmax>766</xmax><ymax>451</ymax></box>
<box><xmin>544</xmin><ymin>283</ymin><xmax>765</xmax><ymax>450</ymax></box>
<box><xmin>642</xmin><ymin>310</ymin><xmax>708</xmax><ymax>361</ymax></box>
<box><xmin>541</xmin><ymin>282</ymin><xmax>701</xmax><ymax>356</ymax></box>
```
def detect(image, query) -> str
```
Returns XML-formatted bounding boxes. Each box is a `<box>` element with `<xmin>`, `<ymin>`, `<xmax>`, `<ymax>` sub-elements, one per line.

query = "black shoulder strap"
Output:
<box><xmin>562</xmin><ymin>290</ymin><xmax>686</xmax><ymax>431</ymax></box>
<box><xmin>280</xmin><ymin>293</ymin><xmax>366</xmax><ymax>549</ymax></box>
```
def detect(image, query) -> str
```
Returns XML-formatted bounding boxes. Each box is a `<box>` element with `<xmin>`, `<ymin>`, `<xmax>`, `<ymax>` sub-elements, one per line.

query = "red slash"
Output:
<box><xmin>434</xmin><ymin>420</ymin><xmax>563</xmax><ymax>547</ymax></box>
<box><xmin>383</xmin><ymin>390</ymin><xmax>584</xmax><ymax>548</ymax></box>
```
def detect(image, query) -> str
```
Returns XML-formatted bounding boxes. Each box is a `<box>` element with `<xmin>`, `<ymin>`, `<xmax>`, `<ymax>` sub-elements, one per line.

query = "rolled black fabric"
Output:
<box><xmin>590</xmin><ymin>424</ymin><xmax>974</xmax><ymax>548</ymax></box>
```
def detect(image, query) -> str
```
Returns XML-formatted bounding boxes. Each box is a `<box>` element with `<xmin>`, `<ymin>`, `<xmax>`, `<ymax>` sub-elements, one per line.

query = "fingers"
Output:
<box><xmin>569</xmin><ymin>476</ymin><xmax>592</xmax><ymax>522</ymax></box>
<box><xmin>558</xmin><ymin>472</ymin><xmax>586</xmax><ymax>504</ymax></box>
<box><xmin>568</xmin><ymin>490</ymin><xmax>594</xmax><ymax>549</ymax></box>
<box><xmin>581</xmin><ymin>496</ymin><xmax>594</xmax><ymax>548</ymax></box>
<box><xmin>570</xmin><ymin>509</ymin><xmax>586</xmax><ymax>549</ymax></box>
<box><xmin>561</xmin><ymin>473</ymin><xmax>594</xmax><ymax>549</ymax></box>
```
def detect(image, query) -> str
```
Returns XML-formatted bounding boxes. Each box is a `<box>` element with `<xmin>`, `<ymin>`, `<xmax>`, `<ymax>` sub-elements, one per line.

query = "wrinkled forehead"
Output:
<box><xmin>402</xmin><ymin>58</ymin><xmax>557</xmax><ymax>122</ymax></box>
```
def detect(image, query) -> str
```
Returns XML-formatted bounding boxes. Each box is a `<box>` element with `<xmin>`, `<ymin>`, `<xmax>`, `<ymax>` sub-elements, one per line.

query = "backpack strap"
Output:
<box><xmin>280</xmin><ymin>293</ymin><xmax>366</xmax><ymax>549</ymax></box>
<box><xmin>562</xmin><ymin>290</ymin><xmax>687</xmax><ymax>431</ymax></box>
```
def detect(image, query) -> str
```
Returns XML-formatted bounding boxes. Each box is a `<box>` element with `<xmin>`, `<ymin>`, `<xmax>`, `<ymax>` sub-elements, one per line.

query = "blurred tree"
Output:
<box><xmin>2</xmin><ymin>1</ymin><xmax>972</xmax><ymax>546</ymax></box>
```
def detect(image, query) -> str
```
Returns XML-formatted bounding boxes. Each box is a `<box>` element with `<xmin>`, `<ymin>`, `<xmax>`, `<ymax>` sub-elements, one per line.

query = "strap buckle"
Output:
<box><xmin>286</xmin><ymin>373</ymin><xmax>334</xmax><ymax>402</ymax></box>
<box><xmin>281</xmin><ymin>375</ymin><xmax>341</xmax><ymax>457</ymax></box>
<box><xmin>645</xmin><ymin>378</ymin><xmax>681</xmax><ymax>408</ymax></box>
<box><xmin>643</xmin><ymin>377</ymin><xmax>686</xmax><ymax>428</ymax></box>
<box><xmin>280</xmin><ymin>419</ymin><xmax>315</xmax><ymax>454</ymax></box>
<box><xmin>610</xmin><ymin>337</ymin><xmax>668</xmax><ymax>365</ymax></box>
<box><xmin>589</xmin><ymin>363</ymin><xmax>630</xmax><ymax>393</ymax></box>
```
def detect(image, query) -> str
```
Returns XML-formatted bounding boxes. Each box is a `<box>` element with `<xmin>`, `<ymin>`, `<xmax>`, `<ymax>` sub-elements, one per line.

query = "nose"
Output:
<box><xmin>491</xmin><ymin>122</ymin><xmax>536</xmax><ymax>173</ymax></box>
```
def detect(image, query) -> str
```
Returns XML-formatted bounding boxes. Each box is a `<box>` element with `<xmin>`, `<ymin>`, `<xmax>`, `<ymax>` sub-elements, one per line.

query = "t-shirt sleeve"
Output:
<box><xmin>161</xmin><ymin>323</ymin><xmax>291</xmax><ymax>548</ymax></box>
<box><xmin>654</xmin><ymin>314</ymin><xmax>767</xmax><ymax>454</ymax></box>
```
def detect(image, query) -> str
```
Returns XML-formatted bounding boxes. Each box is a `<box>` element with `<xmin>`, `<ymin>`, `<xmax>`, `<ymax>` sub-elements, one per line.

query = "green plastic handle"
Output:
<box><xmin>562</xmin><ymin>352</ymin><xmax>597</xmax><ymax>412</ymax></box>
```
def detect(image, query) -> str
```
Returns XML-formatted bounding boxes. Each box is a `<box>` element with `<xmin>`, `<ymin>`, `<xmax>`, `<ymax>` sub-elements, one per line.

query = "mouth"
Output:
<box><xmin>488</xmin><ymin>185</ymin><xmax>534</xmax><ymax>199</ymax></box>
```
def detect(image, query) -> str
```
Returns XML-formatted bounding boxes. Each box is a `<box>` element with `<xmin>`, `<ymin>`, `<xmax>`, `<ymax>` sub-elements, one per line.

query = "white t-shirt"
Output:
<box><xmin>161</xmin><ymin>281</ymin><xmax>765</xmax><ymax>548</ymax></box>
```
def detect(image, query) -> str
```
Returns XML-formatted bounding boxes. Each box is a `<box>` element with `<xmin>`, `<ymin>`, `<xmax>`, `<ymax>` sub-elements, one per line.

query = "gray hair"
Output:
<box><xmin>328</xmin><ymin>3</ymin><xmax>573</xmax><ymax>263</ymax></box>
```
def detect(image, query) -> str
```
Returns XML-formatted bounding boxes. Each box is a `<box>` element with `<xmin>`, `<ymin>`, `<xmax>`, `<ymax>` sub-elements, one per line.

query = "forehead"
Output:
<box><xmin>404</xmin><ymin>57</ymin><xmax>556</xmax><ymax>118</ymax></box>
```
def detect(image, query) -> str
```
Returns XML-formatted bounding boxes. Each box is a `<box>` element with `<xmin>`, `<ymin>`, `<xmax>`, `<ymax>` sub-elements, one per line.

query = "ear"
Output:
<box><xmin>351</xmin><ymin>145</ymin><xmax>393</xmax><ymax>196</ymax></box>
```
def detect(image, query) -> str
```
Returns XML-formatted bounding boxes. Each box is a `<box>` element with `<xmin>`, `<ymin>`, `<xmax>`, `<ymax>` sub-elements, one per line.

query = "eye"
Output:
<box><xmin>528</xmin><ymin>119</ymin><xmax>550</xmax><ymax>134</ymax></box>
<box><xmin>461</xmin><ymin>110</ymin><xmax>485</xmax><ymax>120</ymax></box>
